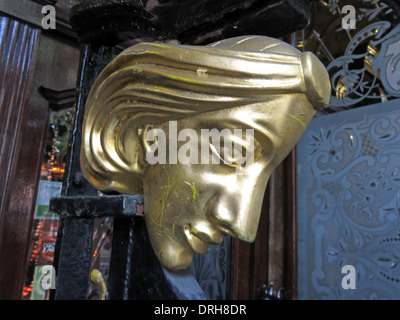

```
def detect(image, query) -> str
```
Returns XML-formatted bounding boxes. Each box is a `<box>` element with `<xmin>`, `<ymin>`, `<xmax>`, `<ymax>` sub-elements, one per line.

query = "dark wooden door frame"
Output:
<box><xmin>0</xmin><ymin>15</ymin><xmax>41</xmax><ymax>300</ymax></box>
<box><xmin>0</xmin><ymin>0</ymin><xmax>79</xmax><ymax>299</ymax></box>
<box><xmin>228</xmin><ymin>149</ymin><xmax>298</xmax><ymax>300</ymax></box>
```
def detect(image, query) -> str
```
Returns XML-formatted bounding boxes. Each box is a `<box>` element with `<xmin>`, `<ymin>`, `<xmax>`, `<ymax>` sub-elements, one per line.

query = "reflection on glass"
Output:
<box><xmin>22</xmin><ymin>109</ymin><xmax>72</xmax><ymax>300</ymax></box>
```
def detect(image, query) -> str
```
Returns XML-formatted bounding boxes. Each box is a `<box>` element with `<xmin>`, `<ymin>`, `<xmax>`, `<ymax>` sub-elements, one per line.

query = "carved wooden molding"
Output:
<box><xmin>69</xmin><ymin>0</ymin><xmax>318</xmax><ymax>45</ymax></box>
<box><xmin>0</xmin><ymin>15</ymin><xmax>41</xmax><ymax>300</ymax></box>
<box><xmin>39</xmin><ymin>86</ymin><xmax>76</xmax><ymax>111</ymax></box>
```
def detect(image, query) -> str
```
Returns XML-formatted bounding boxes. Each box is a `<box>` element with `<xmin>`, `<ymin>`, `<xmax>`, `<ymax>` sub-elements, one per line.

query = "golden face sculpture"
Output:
<box><xmin>81</xmin><ymin>36</ymin><xmax>330</xmax><ymax>271</ymax></box>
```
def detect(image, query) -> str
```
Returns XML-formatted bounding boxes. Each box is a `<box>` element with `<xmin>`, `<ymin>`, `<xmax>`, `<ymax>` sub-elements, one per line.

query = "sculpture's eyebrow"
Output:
<box><xmin>260</xmin><ymin>42</ymin><xmax>282</xmax><ymax>51</ymax></box>
<box><xmin>208</xmin><ymin>138</ymin><xmax>255</xmax><ymax>169</ymax></box>
<box><xmin>197</xmin><ymin>120</ymin><xmax>260</xmax><ymax>165</ymax></box>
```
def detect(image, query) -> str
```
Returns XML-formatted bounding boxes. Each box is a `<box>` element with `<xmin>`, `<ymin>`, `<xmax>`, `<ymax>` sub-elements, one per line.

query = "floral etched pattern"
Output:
<box><xmin>190</xmin><ymin>237</ymin><xmax>229</xmax><ymax>300</ymax></box>
<box><xmin>297</xmin><ymin>99</ymin><xmax>400</xmax><ymax>299</ymax></box>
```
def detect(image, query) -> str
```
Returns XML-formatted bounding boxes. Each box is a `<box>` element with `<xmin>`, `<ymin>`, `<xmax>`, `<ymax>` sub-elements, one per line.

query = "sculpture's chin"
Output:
<box><xmin>160</xmin><ymin>254</ymin><xmax>194</xmax><ymax>272</ymax></box>
<box><xmin>153</xmin><ymin>242</ymin><xmax>195</xmax><ymax>272</ymax></box>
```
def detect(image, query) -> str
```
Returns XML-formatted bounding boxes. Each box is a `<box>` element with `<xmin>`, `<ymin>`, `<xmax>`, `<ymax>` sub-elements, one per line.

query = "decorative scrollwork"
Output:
<box><xmin>311</xmin><ymin>1</ymin><xmax>400</xmax><ymax>108</ymax></box>
<box><xmin>328</xmin><ymin>21</ymin><xmax>400</xmax><ymax>107</ymax></box>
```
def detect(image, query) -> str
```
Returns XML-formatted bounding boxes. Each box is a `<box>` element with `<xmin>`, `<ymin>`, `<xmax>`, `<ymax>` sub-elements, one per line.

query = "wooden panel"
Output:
<box><xmin>229</xmin><ymin>151</ymin><xmax>297</xmax><ymax>300</ymax></box>
<box><xmin>267</xmin><ymin>162</ymin><xmax>286</xmax><ymax>294</ymax></box>
<box><xmin>0</xmin><ymin>15</ymin><xmax>41</xmax><ymax>299</ymax></box>
<box><xmin>283</xmin><ymin>149</ymin><xmax>297</xmax><ymax>300</ymax></box>
<box><xmin>0</xmin><ymin>16</ymin><xmax>38</xmax><ymax>214</ymax></box>
<box><xmin>229</xmin><ymin>186</ymin><xmax>270</xmax><ymax>300</ymax></box>
<box><xmin>266</xmin><ymin>149</ymin><xmax>298</xmax><ymax>299</ymax></box>
<box><xmin>229</xmin><ymin>34</ymin><xmax>298</xmax><ymax>300</ymax></box>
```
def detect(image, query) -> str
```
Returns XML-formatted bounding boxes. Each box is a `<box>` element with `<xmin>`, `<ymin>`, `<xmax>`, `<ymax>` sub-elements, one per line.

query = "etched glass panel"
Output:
<box><xmin>190</xmin><ymin>237</ymin><xmax>230</xmax><ymax>300</ymax></box>
<box><xmin>297</xmin><ymin>98</ymin><xmax>400</xmax><ymax>299</ymax></box>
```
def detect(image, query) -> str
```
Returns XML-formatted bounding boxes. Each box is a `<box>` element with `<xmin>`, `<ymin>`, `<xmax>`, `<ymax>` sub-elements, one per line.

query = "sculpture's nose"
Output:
<box><xmin>207</xmin><ymin>174</ymin><xmax>268</xmax><ymax>243</ymax></box>
<box><xmin>301</xmin><ymin>52</ymin><xmax>331</xmax><ymax>110</ymax></box>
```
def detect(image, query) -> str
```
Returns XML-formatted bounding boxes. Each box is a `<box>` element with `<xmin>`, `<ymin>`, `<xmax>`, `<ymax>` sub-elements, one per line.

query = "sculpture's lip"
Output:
<box><xmin>183</xmin><ymin>225</ymin><xmax>224</xmax><ymax>254</ymax></box>
<box><xmin>193</xmin><ymin>229</ymin><xmax>225</xmax><ymax>244</ymax></box>
<box><xmin>212</xmin><ymin>222</ymin><xmax>237</xmax><ymax>239</ymax></box>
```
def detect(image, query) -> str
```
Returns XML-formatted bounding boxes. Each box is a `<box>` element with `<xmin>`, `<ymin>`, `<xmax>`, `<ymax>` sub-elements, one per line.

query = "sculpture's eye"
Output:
<box><xmin>209</xmin><ymin>138</ymin><xmax>248</xmax><ymax>168</ymax></box>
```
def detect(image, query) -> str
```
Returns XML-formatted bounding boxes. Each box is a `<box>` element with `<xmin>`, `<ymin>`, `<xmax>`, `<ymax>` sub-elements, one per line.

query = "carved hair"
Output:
<box><xmin>81</xmin><ymin>35</ymin><xmax>328</xmax><ymax>194</ymax></box>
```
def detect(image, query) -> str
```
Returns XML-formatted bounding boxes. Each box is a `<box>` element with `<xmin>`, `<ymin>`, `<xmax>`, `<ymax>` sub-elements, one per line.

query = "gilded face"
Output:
<box><xmin>143</xmin><ymin>94</ymin><xmax>316</xmax><ymax>271</ymax></box>
<box><xmin>80</xmin><ymin>36</ymin><xmax>330</xmax><ymax>271</ymax></box>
